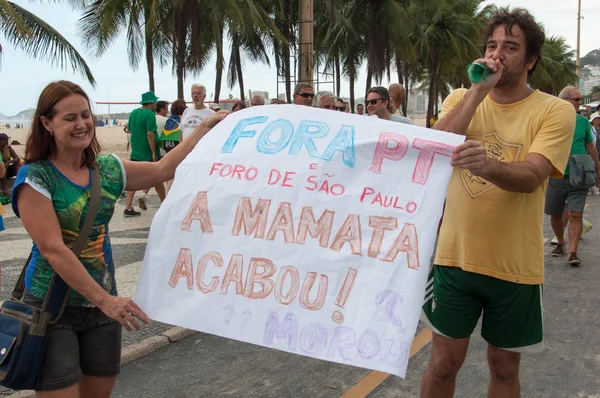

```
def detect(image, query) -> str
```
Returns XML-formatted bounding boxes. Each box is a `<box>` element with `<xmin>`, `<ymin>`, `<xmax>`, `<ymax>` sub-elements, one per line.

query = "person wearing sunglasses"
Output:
<box><xmin>312</xmin><ymin>91</ymin><xmax>336</xmax><ymax>110</ymax></box>
<box><xmin>544</xmin><ymin>85</ymin><xmax>600</xmax><ymax>266</ymax></box>
<box><xmin>335</xmin><ymin>97</ymin><xmax>346</xmax><ymax>112</ymax></box>
<box><xmin>293</xmin><ymin>83</ymin><xmax>314</xmax><ymax>106</ymax></box>
<box><xmin>365</xmin><ymin>86</ymin><xmax>412</xmax><ymax>124</ymax></box>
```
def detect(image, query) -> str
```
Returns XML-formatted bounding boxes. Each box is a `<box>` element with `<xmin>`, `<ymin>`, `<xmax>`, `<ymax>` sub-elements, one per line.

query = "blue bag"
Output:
<box><xmin>0</xmin><ymin>168</ymin><xmax>100</xmax><ymax>390</ymax></box>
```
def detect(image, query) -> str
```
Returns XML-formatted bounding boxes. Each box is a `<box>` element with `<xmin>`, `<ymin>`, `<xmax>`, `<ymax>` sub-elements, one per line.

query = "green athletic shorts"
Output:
<box><xmin>422</xmin><ymin>265</ymin><xmax>544</xmax><ymax>353</ymax></box>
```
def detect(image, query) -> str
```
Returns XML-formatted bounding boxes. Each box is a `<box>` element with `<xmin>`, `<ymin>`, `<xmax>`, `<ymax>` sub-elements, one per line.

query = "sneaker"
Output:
<box><xmin>568</xmin><ymin>252</ymin><xmax>581</xmax><ymax>266</ymax></box>
<box><xmin>550</xmin><ymin>236</ymin><xmax>559</xmax><ymax>245</ymax></box>
<box><xmin>123</xmin><ymin>208</ymin><xmax>141</xmax><ymax>217</ymax></box>
<box><xmin>551</xmin><ymin>244</ymin><xmax>565</xmax><ymax>257</ymax></box>
<box><xmin>138</xmin><ymin>196</ymin><xmax>147</xmax><ymax>211</ymax></box>
<box><xmin>583</xmin><ymin>219</ymin><xmax>592</xmax><ymax>235</ymax></box>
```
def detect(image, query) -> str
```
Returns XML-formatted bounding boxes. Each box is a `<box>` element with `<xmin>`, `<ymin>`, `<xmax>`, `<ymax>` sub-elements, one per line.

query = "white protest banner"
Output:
<box><xmin>135</xmin><ymin>105</ymin><xmax>463</xmax><ymax>377</ymax></box>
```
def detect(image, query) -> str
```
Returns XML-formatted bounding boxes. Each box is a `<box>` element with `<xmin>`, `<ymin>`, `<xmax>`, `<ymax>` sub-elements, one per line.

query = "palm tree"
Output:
<box><xmin>412</xmin><ymin>0</ymin><xmax>491</xmax><ymax>126</ymax></box>
<box><xmin>359</xmin><ymin>0</ymin><xmax>413</xmax><ymax>96</ymax></box>
<box><xmin>76</xmin><ymin>0</ymin><xmax>171</xmax><ymax>92</ymax></box>
<box><xmin>0</xmin><ymin>1</ymin><xmax>95</xmax><ymax>85</ymax></box>
<box><xmin>225</xmin><ymin>1</ymin><xmax>283</xmax><ymax>101</ymax></box>
<box><xmin>319</xmin><ymin>0</ymin><xmax>367</xmax><ymax>111</ymax></box>
<box><xmin>171</xmin><ymin>0</ymin><xmax>215</xmax><ymax>99</ymax></box>
<box><xmin>530</xmin><ymin>36</ymin><xmax>577</xmax><ymax>96</ymax></box>
<box><xmin>270</xmin><ymin>0</ymin><xmax>298</xmax><ymax>103</ymax></box>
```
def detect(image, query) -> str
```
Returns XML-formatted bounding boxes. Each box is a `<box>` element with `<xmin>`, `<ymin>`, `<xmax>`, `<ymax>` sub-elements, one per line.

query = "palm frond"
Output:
<box><xmin>2</xmin><ymin>1</ymin><xmax>96</xmax><ymax>85</ymax></box>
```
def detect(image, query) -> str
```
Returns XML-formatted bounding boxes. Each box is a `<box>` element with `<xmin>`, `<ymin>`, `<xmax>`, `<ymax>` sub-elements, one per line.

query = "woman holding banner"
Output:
<box><xmin>11</xmin><ymin>80</ymin><xmax>227</xmax><ymax>397</ymax></box>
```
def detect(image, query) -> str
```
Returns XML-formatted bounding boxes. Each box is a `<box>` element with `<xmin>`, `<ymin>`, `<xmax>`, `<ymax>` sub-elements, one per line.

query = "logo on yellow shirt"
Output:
<box><xmin>460</xmin><ymin>132</ymin><xmax>523</xmax><ymax>198</ymax></box>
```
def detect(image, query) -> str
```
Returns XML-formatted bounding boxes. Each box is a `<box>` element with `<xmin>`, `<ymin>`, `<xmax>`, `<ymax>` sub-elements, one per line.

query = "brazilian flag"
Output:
<box><xmin>159</xmin><ymin>114</ymin><xmax>182</xmax><ymax>145</ymax></box>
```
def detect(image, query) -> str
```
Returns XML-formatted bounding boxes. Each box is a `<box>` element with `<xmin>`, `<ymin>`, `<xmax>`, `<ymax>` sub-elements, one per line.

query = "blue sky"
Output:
<box><xmin>1</xmin><ymin>0</ymin><xmax>599</xmax><ymax>115</ymax></box>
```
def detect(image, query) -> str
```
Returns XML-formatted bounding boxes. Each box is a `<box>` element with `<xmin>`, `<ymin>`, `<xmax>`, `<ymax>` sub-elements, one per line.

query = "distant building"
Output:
<box><xmin>580</xmin><ymin>67</ymin><xmax>600</xmax><ymax>96</ymax></box>
<box><xmin>407</xmin><ymin>90</ymin><xmax>428</xmax><ymax>115</ymax></box>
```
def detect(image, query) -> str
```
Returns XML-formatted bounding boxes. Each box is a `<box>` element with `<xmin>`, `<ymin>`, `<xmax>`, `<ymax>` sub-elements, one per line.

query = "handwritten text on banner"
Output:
<box><xmin>135</xmin><ymin>105</ymin><xmax>464</xmax><ymax>377</ymax></box>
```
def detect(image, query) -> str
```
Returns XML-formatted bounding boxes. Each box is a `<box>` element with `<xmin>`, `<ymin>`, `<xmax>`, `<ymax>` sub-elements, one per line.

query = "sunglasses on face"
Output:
<box><xmin>335</xmin><ymin>106</ymin><xmax>345</xmax><ymax>111</ymax></box>
<box><xmin>567</xmin><ymin>97</ymin><xmax>583</xmax><ymax>102</ymax></box>
<box><xmin>365</xmin><ymin>98</ymin><xmax>385</xmax><ymax>106</ymax></box>
<box><xmin>191</xmin><ymin>92</ymin><xmax>203</xmax><ymax>96</ymax></box>
<box><xmin>296</xmin><ymin>92</ymin><xmax>314</xmax><ymax>98</ymax></box>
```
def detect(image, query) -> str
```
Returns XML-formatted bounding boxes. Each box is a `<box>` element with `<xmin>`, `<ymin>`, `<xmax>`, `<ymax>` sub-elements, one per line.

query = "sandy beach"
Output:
<box><xmin>3</xmin><ymin>126</ymin><xmax>130</xmax><ymax>160</ymax></box>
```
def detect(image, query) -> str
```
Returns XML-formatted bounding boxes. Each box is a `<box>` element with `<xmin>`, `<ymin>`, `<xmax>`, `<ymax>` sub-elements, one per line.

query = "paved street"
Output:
<box><xmin>111</xmin><ymin>198</ymin><xmax>600</xmax><ymax>397</ymax></box>
<box><xmin>2</xmin><ymin>194</ymin><xmax>600</xmax><ymax>397</ymax></box>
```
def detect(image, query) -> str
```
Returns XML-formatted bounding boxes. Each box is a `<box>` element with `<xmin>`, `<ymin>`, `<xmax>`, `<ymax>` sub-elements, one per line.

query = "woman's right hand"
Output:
<box><xmin>97</xmin><ymin>294</ymin><xmax>150</xmax><ymax>331</ymax></box>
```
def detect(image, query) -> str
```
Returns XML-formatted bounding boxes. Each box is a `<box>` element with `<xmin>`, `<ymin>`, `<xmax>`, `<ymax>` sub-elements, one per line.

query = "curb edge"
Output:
<box><xmin>8</xmin><ymin>327</ymin><xmax>197</xmax><ymax>397</ymax></box>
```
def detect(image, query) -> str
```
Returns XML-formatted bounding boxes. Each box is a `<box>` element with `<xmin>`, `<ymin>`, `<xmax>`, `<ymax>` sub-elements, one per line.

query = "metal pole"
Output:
<box><xmin>576</xmin><ymin>0</ymin><xmax>582</xmax><ymax>88</ymax></box>
<box><xmin>298</xmin><ymin>0</ymin><xmax>314</xmax><ymax>85</ymax></box>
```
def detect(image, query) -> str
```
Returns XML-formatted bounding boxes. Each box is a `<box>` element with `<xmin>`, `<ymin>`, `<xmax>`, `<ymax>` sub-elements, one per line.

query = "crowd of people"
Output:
<box><xmin>2</xmin><ymin>6</ymin><xmax>598</xmax><ymax>398</ymax></box>
<box><xmin>118</xmin><ymin>78</ymin><xmax>417</xmax><ymax>216</ymax></box>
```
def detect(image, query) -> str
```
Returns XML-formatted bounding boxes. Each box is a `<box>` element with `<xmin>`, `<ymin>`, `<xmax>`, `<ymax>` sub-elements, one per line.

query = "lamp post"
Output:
<box><xmin>576</xmin><ymin>0</ymin><xmax>582</xmax><ymax>88</ymax></box>
<box><xmin>298</xmin><ymin>0</ymin><xmax>314</xmax><ymax>85</ymax></box>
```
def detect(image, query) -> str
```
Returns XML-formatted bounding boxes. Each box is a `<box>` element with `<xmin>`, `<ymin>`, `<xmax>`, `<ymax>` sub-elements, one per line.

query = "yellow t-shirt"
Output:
<box><xmin>435</xmin><ymin>88</ymin><xmax>576</xmax><ymax>284</ymax></box>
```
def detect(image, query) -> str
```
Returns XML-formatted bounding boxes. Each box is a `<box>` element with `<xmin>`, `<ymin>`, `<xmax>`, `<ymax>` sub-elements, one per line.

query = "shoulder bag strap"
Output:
<box><xmin>42</xmin><ymin>167</ymin><xmax>101</xmax><ymax>316</ymax></box>
<box><xmin>25</xmin><ymin>168</ymin><xmax>101</xmax><ymax>318</ymax></box>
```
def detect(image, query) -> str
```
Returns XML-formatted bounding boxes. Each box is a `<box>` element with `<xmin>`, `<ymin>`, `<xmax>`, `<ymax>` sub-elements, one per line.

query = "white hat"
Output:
<box><xmin>210</xmin><ymin>103</ymin><xmax>220</xmax><ymax>111</ymax></box>
<box><xmin>590</xmin><ymin>113</ymin><xmax>600</xmax><ymax>123</ymax></box>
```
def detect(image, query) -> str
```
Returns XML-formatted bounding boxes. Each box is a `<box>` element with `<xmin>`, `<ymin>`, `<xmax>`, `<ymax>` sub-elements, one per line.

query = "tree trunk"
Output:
<box><xmin>283</xmin><ymin>15</ymin><xmax>292</xmax><ymax>103</ymax></box>
<box><xmin>395</xmin><ymin>55</ymin><xmax>408</xmax><ymax>116</ymax></box>
<box><xmin>213</xmin><ymin>23</ymin><xmax>224</xmax><ymax>103</ymax></box>
<box><xmin>174</xmin><ymin>11</ymin><xmax>186</xmax><ymax>100</ymax></box>
<box><xmin>144</xmin><ymin>8</ymin><xmax>155</xmax><ymax>92</ymax></box>
<box><xmin>335</xmin><ymin>53</ymin><xmax>341</xmax><ymax>97</ymax></box>
<box><xmin>145</xmin><ymin>36</ymin><xmax>155</xmax><ymax>92</ymax></box>
<box><xmin>426</xmin><ymin>55</ymin><xmax>438</xmax><ymax>128</ymax></box>
<box><xmin>236</xmin><ymin>48</ymin><xmax>245</xmax><ymax>101</ymax></box>
<box><xmin>284</xmin><ymin>50</ymin><xmax>291</xmax><ymax>102</ymax></box>
<box><xmin>349</xmin><ymin>73</ymin><xmax>355</xmax><ymax>113</ymax></box>
<box><xmin>365</xmin><ymin>63</ymin><xmax>373</xmax><ymax>98</ymax></box>
<box><xmin>402</xmin><ymin>61</ymin><xmax>409</xmax><ymax>116</ymax></box>
<box><xmin>395</xmin><ymin>56</ymin><xmax>403</xmax><ymax>85</ymax></box>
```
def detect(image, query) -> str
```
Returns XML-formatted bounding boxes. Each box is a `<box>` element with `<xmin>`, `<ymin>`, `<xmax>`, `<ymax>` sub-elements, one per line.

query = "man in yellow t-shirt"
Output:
<box><xmin>420</xmin><ymin>8</ymin><xmax>575</xmax><ymax>398</ymax></box>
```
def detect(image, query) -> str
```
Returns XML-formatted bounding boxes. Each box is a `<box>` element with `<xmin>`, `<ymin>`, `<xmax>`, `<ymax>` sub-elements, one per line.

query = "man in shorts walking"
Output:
<box><xmin>123</xmin><ymin>91</ymin><xmax>165</xmax><ymax>216</ymax></box>
<box><xmin>544</xmin><ymin>86</ymin><xmax>600</xmax><ymax>265</ymax></box>
<box><xmin>421</xmin><ymin>8</ymin><xmax>576</xmax><ymax>397</ymax></box>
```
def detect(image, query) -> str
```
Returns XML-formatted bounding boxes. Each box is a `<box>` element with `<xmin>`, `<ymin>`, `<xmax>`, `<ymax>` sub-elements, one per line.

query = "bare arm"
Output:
<box><xmin>434</xmin><ymin>58</ymin><xmax>503</xmax><ymax>135</ymax></box>
<box><xmin>0</xmin><ymin>162</ymin><xmax>5</xmax><ymax>179</ymax></box>
<box><xmin>18</xmin><ymin>186</ymin><xmax>149</xmax><ymax>330</ymax></box>
<box><xmin>452</xmin><ymin>141</ymin><xmax>554</xmax><ymax>193</ymax></box>
<box><xmin>147</xmin><ymin>131</ymin><xmax>157</xmax><ymax>161</ymax></box>
<box><xmin>123</xmin><ymin>111</ymin><xmax>228</xmax><ymax>191</ymax></box>
<box><xmin>8</xmin><ymin>147</ymin><xmax>20</xmax><ymax>165</ymax></box>
<box><xmin>433</xmin><ymin>88</ymin><xmax>488</xmax><ymax>135</ymax></box>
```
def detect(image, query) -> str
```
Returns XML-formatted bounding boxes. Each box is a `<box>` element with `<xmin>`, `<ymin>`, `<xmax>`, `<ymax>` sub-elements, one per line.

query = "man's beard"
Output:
<box><xmin>495</xmin><ymin>65</ymin><xmax>526</xmax><ymax>88</ymax></box>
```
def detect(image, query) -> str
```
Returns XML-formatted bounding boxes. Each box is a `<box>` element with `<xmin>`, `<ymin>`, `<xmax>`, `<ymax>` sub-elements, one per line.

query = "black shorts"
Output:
<box><xmin>163</xmin><ymin>140</ymin><xmax>179</xmax><ymax>153</ymax></box>
<box><xmin>6</xmin><ymin>164</ymin><xmax>17</xmax><ymax>179</ymax></box>
<box><xmin>24</xmin><ymin>293</ymin><xmax>122</xmax><ymax>391</ymax></box>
